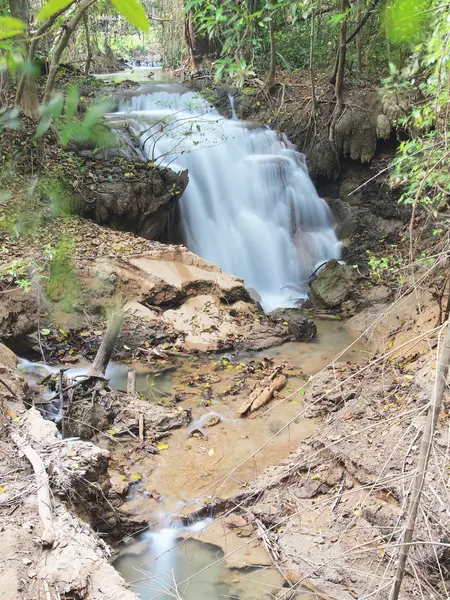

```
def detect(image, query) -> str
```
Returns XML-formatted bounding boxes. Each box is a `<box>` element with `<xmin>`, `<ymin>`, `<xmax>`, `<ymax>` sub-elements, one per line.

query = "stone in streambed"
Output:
<box><xmin>309</xmin><ymin>259</ymin><xmax>356</xmax><ymax>309</ymax></box>
<box><xmin>269</xmin><ymin>308</ymin><xmax>317</xmax><ymax>341</ymax></box>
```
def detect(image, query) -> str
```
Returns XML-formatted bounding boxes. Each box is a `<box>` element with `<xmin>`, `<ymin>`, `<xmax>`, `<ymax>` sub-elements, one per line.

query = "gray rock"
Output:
<box><xmin>309</xmin><ymin>259</ymin><xmax>356</xmax><ymax>308</ymax></box>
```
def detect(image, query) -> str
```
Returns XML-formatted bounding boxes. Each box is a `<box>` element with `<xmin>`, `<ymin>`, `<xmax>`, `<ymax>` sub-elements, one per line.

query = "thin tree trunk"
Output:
<box><xmin>83</xmin><ymin>13</ymin><xmax>93</xmax><ymax>75</ymax></box>
<box><xmin>88</xmin><ymin>312</ymin><xmax>123</xmax><ymax>378</ymax></box>
<box><xmin>266</xmin><ymin>14</ymin><xmax>276</xmax><ymax>88</ymax></box>
<box><xmin>329</xmin><ymin>0</ymin><xmax>348</xmax><ymax>143</ymax></box>
<box><xmin>184</xmin><ymin>10</ymin><xmax>199</xmax><ymax>71</ymax></box>
<box><xmin>385</xmin><ymin>18</ymin><xmax>392</xmax><ymax>65</ymax></box>
<box><xmin>310</xmin><ymin>11</ymin><xmax>317</xmax><ymax>113</ymax></box>
<box><xmin>330</xmin><ymin>0</ymin><xmax>380</xmax><ymax>83</ymax></box>
<box><xmin>9</xmin><ymin>0</ymin><xmax>40</xmax><ymax>118</ymax></box>
<box><xmin>42</xmin><ymin>0</ymin><xmax>96</xmax><ymax>105</ymax></box>
<box><xmin>356</xmin><ymin>2</ymin><xmax>362</xmax><ymax>72</ymax></box>
<box><xmin>390</xmin><ymin>316</ymin><xmax>450</xmax><ymax>600</ymax></box>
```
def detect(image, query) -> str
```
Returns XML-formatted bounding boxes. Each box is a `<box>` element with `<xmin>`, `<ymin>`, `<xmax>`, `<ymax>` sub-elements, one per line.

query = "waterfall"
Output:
<box><xmin>116</xmin><ymin>87</ymin><xmax>340</xmax><ymax>312</ymax></box>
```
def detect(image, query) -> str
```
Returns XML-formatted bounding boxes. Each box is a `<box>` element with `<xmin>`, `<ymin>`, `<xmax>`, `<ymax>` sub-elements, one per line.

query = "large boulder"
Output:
<box><xmin>309</xmin><ymin>259</ymin><xmax>356</xmax><ymax>309</ymax></box>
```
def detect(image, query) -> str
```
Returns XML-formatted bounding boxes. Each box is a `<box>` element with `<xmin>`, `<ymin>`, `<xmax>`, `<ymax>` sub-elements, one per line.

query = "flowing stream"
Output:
<box><xmin>108</xmin><ymin>85</ymin><xmax>340</xmax><ymax>311</ymax></box>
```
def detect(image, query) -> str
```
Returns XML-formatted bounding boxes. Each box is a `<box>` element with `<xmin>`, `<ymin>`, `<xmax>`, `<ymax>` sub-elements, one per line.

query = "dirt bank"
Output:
<box><xmin>0</xmin><ymin>346</ymin><xmax>140</xmax><ymax>600</ymax></box>
<box><xmin>186</xmin><ymin>266</ymin><xmax>449</xmax><ymax>599</ymax></box>
<box><xmin>0</xmin><ymin>217</ymin><xmax>317</xmax><ymax>360</ymax></box>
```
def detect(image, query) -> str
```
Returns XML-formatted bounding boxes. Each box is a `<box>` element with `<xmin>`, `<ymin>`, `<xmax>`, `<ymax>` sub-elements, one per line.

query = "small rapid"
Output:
<box><xmin>113</xmin><ymin>87</ymin><xmax>340</xmax><ymax>311</ymax></box>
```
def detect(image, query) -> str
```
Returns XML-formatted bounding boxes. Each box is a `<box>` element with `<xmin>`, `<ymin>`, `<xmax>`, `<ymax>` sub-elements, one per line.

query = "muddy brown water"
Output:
<box><xmin>19</xmin><ymin>319</ymin><xmax>367</xmax><ymax>599</ymax></box>
<box><xmin>111</xmin><ymin>320</ymin><xmax>366</xmax><ymax>600</ymax></box>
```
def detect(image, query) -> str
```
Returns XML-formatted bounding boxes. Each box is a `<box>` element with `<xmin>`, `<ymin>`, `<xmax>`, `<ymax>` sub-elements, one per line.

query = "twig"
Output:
<box><xmin>127</xmin><ymin>369</ymin><xmax>136</xmax><ymax>394</ymax></box>
<box><xmin>0</xmin><ymin>378</ymin><xmax>18</xmax><ymax>398</ymax></box>
<box><xmin>389</xmin><ymin>314</ymin><xmax>450</xmax><ymax>599</ymax></box>
<box><xmin>139</xmin><ymin>414</ymin><xmax>145</xmax><ymax>443</ymax></box>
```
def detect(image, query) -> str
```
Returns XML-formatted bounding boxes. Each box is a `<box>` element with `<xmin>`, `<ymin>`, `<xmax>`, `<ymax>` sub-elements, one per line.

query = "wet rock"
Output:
<box><xmin>68</xmin><ymin>391</ymin><xmax>191</xmax><ymax>441</ymax></box>
<box><xmin>309</xmin><ymin>259</ymin><xmax>356</xmax><ymax>308</ymax></box>
<box><xmin>269</xmin><ymin>308</ymin><xmax>317</xmax><ymax>341</ymax></box>
<box><xmin>204</xmin><ymin>415</ymin><xmax>221</xmax><ymax>428</ymax></box>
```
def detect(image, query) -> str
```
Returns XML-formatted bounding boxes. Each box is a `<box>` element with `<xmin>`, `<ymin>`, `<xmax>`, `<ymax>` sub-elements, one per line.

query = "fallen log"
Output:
<box><xmin>237</xmin><ymin>367</ymin><xmax>287</xmax><ymax>416</ymax></box>
<box><xmin>250</xmin><ymin>374</ymin><xmax>287</xmax><ymax>412</ymax></box>
<box><xmin>11</xmin><ymin>432</ymin><xmax>55</xmax><ymax>546</ymax></box>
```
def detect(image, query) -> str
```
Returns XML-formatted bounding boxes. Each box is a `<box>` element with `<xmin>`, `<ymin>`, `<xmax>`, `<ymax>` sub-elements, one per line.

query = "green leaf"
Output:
<box><xmin>106</xmin><ymin>428</ymin><xmax>122</xmax><ymax>435</ymax></box>
<box><xmin>111</xmin><ymin>0</ymin><xmax>149</xmax><ymax>32</ymax></box>
<box><xmin>64</xmin><ymin>86</ymin><xmax>79</xmax><ymax>119</ymax></box>
<box><xmin>327</xmin><ymin>11</ymin><xmax>347</xmax><ymax>25</ymax></box>
<box><xmin>35</xmin><ymin>117</ymin><xmax>52</xmax><ymax>138</ymax></box>
<box><xmin>46</xmin><ymin>94</ymin><xmax>64</xmax><ymax>118</ymax></box>
<box><xmin>37</xmin><ymin>0</ymin><xmax>74</xmax><ymax>21</ymax></box>
<box><xmin>384</xmin><ymin>0</ymin><xmax>429</xmax><ymax>44</ymax></box>
<box><xmin>40</xmin><ymin>328</ymin><xmax>51</xmax><ymax>336</ymax></box>
<box><xmin>0</xmin><ymin>16</ymin><xmax>26</xmax><ymax>31</ymax></box>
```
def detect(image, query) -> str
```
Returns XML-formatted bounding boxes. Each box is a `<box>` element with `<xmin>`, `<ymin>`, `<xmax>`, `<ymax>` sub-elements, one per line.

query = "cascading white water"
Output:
<box><xmin>116</xmin><ymin>87</ymin><xmax>340</xmax><ymax>311</ymax></box>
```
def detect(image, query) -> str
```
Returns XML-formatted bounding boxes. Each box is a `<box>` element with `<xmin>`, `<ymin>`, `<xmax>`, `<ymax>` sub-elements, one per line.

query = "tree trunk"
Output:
<box><xmin>15</xmin><ymin>1</ymin><xmax>77</xmax><ymax>108</ymax></box>
<box><xmin>42</xmin><ymin>0</ymin><xmax>97</xmax><ymax>105</ymax></box>
<box><xmin>184</xmin><ymin>10</ymin><xmax>199</xmax><ymax>71</ymax></box>
<box><xmin>356</xmin><ymin>2</ymin><xmax>362</xmax><ymax>72</ymax></box>
<box><xmin>9</xmin><ymin>0</ymin><xmax>40</xmax><ymax>118</ymax></box>
<box><xmin>9</xmin><ymin>0</ymin><xmax>29</xmax><ymax>24</ymax></box>
<box><xmin>310</xmin><ymin>11</ymin><xmax>317</xmax><ymax>113</ymax></box>
<box><xmin>390</xmin><ymin>316</ymin><xmax>450</xmax><ymax>600</ymax></box>
<box><xmin>266</xmin><ymin>14</ymin><xmax>276</xmax><ymax>89</ymax></box>
<box><xmin>83</xmin><ymin>13</ymin><xmax>93</xmax><ymax>75</ymax></box>
<box><xmin>330</xmin><ymin>0</ymin><xmax>380</xmax><ymax>83</ymax></box>
<box><xmin>88</xmin><ymin>312</ymin><xmax>123</xmax><ymax>379</ymax></box>
<box><xmin>328</xmin><ymin>0</ymin><xmax>349</xmax><ymax>176</ymax></box>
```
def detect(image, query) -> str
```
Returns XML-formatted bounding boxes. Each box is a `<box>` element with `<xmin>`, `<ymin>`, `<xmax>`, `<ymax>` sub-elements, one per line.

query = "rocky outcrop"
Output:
<box><xmin>67</xmin><ymin>390</ymin><xmax>191</xmax><ymax>441</ymax></box>
<box><xmin>309</xmin><ymin>259</ymin><xmax>357</xmax><ymax>309</ymax></box>
<box><xmin>90</xmin><ymin>242</ymin><xmax>294</xmax><ymax>352</ymax></box>
<box><xmin>68</xmin><ymin>157</ymin><xmax>188</xmax><ymax>240</ymax></box>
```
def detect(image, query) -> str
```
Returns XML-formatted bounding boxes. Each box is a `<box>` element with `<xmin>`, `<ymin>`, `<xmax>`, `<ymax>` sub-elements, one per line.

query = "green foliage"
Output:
<box><xmin>111</xmin><ymin>0</ymin><xmax>149</xmax><ymax>32</ymax></box>
<box><xmin>385</xmin><ymin>0</ymin><xmax>431</xmax><ymax>44</ymax></box>
<box><xmin>366</xmin><ymin>250</ymin><xmax>402</xmax><ymax>280</ymax></box>
<box><xmin>46</xmin><ymin>237</ymin><xmax>80</xmax><ymax>308</ymax></box>
<box><xmin>384</xmin><ymin>3</ymin><xmax>450</xmax><ymax>220</ymax></box>
<box><xmin>0</xmin><ymin>252</ymin><xmax>32</xmax><ymax>292</ymax></box>
<box><xmin>37</xmin><ymin>0</ymin><xmax>74</xmax><ymax>21</ymax></box>
<box><xmin>187</xmin><ymin>0</ymin><xmax>266</xmax><ymax>85</ymax></box>
<box><xmin>36</xmin><ymin>88</ymin><xmax>114</xmax><ymax>149</ymax></box>
<box><xmin>0</xmin><ymin>15</ymin><xmax>25</xmax><ymax>39</ymax></box>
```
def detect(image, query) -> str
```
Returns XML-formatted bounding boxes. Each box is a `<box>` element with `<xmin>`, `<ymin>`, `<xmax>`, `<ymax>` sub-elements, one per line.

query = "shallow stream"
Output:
<box><xmin>19</xmin><ymin>318</ymin><xmax>366</xmax><ymax>600</ymax></box>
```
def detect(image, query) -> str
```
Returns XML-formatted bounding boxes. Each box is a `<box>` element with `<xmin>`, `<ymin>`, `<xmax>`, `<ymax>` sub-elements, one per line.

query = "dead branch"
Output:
<box><xmin>127</xmin><ymin>370</ymin><xmax>136</xmax><ymax>394</ymax></box>
<box><xmin>389</xmin><ymin>314</ymin><xmax>450</xmax><ymax>599</ymax></box>
<box><xmin>88</xmin><ymin>311</ymin><xmax>123</xmax><ymax>379</ymax></box>
<box><xmin>11</xmin><ymin>432</ymin><xmax>55</xmax><ymax>546</ymax></box>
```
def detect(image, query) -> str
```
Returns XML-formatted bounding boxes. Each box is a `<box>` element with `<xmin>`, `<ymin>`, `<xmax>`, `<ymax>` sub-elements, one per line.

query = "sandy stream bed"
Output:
<box><xmin>1</xmin><ymin>273</ymin><xmax>448</xmax><ymax>600</ymax></box>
